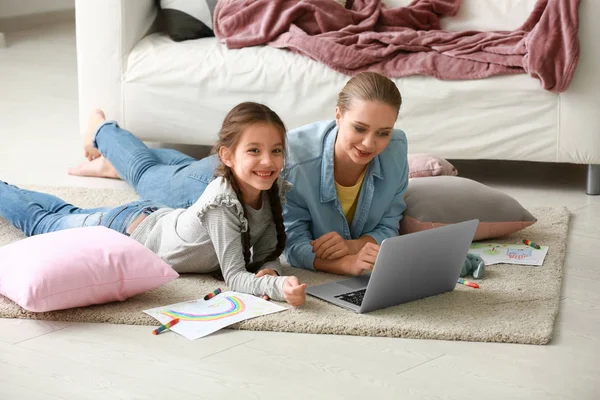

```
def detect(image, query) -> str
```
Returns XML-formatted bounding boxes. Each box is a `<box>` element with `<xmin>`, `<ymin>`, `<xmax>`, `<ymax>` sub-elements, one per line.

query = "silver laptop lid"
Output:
<box><xmin>359</xmin><ymin>219</ymin><xmax>479</xmax><ymax>313</ymax></box>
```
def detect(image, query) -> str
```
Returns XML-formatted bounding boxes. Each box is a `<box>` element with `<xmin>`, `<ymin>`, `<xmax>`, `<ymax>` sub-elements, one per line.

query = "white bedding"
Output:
<box><xmin>123</xmin><ymin>30</ymin><xmax>557</xmax><ymax>161</ymax></box>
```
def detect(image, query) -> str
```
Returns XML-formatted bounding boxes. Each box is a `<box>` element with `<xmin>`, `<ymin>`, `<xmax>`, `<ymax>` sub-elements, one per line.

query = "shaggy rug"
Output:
<box><xmin>0</xmin><ymin>186</ymin><xmax>569</xmax><ymax>344</ymax></box>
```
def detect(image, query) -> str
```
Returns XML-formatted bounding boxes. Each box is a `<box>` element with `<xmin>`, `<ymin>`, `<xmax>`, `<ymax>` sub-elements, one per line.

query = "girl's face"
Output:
<box><xmin>335</xmin><ymin>99</ymin><xmax>397</xmax><ymax>166</ymax></box>
<box><xmin>220</xmin><ymin>123</ymin><xmax>285</xmax><ymax>205</ymax></box>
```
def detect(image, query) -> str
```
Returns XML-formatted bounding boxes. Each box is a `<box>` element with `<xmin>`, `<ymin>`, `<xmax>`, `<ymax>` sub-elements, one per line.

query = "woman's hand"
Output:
<box><xmin>346</xmin><ymin>243</ymin><xmax>380</xmax><ymax>276</ymax></box>
<box><xmin>311</xmin><ymin>232</ymin><xmax>350</xmax><ymax>260</ymax></box>
<box><xmin>283</xmin><ymin>276</ymin><xmax>307</xmax><ymax>306</ymax></box>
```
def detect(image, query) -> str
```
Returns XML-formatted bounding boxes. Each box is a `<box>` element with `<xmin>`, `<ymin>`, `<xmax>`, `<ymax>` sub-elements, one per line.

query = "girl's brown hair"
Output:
<box><xmin>212</xmin><ymin>102</ymin><xmax>287</xmax><ymax>274</ymax></box>
<box><xmin>336</xmin><ymin>72</ymin><xmax>402</xmax><ymax>115</ymax></box>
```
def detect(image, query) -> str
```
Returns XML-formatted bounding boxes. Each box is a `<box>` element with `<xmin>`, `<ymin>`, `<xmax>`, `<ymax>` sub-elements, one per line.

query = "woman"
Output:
<box><xmin>282</xmin><ymin>72</ymin><xmax>407</xmax><ymax>276</ymax></box>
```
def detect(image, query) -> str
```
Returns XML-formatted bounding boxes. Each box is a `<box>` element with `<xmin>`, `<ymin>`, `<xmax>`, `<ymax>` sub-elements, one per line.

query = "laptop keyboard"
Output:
<box><xmin>335</xmin><ymin>289</ymin><xmax>366</xmax><ymax>306</ymax></box>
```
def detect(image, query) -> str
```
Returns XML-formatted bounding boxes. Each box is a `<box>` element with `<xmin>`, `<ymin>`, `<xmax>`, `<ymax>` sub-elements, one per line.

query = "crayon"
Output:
<box><xmin>523</xmin><ymin>239</ymin><xmax>541</xmax><ymax>249</ymax></box>
<box><xmin>204</xmin><ymin>288</ymin><xmax>222</xmax><ymax>301</ymax></box>
<box><xmin>152</xmin><ymin>318</ymin><xmax>180</xmax><ymax>335</ymax></box>
<box><xmin>457</xmin><ymin>278</ymin><xmax>479</xmax><ymax>289</ymax></box>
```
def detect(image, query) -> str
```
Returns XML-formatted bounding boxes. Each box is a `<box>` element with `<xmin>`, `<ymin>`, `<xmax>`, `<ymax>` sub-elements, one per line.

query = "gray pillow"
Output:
<box><xmin>400</xmin><ymin>176</ymin><xmax>536</xmax><ymax>240</ymax></box>
<box><xmin>159</xmin><ymin>0</ymin><xmax>218</xmax><ymax>42</ymax></box>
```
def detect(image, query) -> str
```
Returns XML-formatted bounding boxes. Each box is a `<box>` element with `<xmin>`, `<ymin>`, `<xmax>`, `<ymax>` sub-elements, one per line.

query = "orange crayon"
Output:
<box><xmin>457</xmin><ymin>278</ymin><xmax>479</xmax><ymax>289</ymax></box>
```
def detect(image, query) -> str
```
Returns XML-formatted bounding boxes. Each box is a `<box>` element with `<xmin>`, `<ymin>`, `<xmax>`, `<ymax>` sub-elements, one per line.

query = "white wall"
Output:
<box><xmin>0</xmin><ymin>0</ymin><xmax>74</xmax><ymax>18</ymax></box>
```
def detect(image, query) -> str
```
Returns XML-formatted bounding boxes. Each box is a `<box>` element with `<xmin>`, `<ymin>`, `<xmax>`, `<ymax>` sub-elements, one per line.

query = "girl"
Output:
<box><xmin>70</xmin><ymin>73</ymin><xmax>408</xmax><ymax>277</ymax></box>
<box><xmin>0</xmin><ymin>102</ymin><xmax>306</xmax><ymax>306</ymax></box>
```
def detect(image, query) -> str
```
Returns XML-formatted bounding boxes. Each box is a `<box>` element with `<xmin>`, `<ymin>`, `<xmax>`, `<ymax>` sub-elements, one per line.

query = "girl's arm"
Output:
<box><xmin>201</xmin><ymin>206</ymin><xmax>287</xmax><ymax>301</ymax></box>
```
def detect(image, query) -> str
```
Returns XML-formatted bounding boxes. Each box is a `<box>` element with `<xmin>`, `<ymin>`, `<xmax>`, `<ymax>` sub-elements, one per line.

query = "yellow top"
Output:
<box><xmin>335</xmin><ymin>169</ymin><xmax>367</xmax><ymax>224</ymax></box>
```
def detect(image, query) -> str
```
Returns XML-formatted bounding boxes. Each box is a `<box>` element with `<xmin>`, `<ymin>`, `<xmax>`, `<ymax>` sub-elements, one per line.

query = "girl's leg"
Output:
<box><xmin>8</xmin><ymin>185</ymin><xmax>109</xmax><ymax>215</ymax></box>
<box><xmin>0</xmin><ymin>181</ymin><xmax>159</xmax><ymax>236</ymax></box>
<box><xmin>0</xmin><ymin>181</ymin><xmax>112</xmax><ymax>236</ymax></box>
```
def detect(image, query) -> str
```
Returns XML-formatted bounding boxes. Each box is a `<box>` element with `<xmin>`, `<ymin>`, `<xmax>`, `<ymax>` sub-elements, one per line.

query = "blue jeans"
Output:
<box><xmin>94</xmin><ymin>122</ymin><xmax>218</xmax><ymax>208</ymax></box>
<box><xmin>0</xmin><ymin>181</ymin><xmax>161</xmax><ymax>237</ymax></box>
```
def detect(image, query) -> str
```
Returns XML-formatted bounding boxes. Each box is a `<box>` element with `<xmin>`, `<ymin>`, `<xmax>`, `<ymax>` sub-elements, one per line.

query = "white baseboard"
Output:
<box><xmin>0</xmin><ymin>32</ymin><xmax>6</xmax><ymax>48</ymax></box>
<box><xmin>0</xmin><ymin>9</ymin><xmax>74</xmax><ymax>33</ymax></box>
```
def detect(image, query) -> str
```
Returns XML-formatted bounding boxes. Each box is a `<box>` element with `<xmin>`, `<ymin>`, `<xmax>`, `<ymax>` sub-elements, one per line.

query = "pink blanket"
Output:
<box><xmin>213</xmin><ymin>0</ymin><xmax>581</xmax><ymax>93</ymax></box>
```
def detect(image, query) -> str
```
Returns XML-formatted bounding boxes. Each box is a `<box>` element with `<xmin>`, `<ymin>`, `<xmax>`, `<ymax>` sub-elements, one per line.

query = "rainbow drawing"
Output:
<box><xmin>161</xmin><ymin>296</ymin><xmax>246</xmax><ymax>322</ymax></box>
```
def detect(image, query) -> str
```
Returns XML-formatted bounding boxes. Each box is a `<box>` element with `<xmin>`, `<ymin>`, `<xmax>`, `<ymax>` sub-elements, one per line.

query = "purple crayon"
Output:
<box><xmin>204</xmin><ymin>288</ymin><xmax>222</xmax><ymax>301</ymax></box>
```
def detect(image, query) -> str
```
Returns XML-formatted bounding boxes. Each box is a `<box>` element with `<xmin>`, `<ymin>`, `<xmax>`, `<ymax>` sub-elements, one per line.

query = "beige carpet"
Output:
<box><xmin>0</xmin><ymin>186</ymin><xmax>569</xmax><ymax>344</ymax></box>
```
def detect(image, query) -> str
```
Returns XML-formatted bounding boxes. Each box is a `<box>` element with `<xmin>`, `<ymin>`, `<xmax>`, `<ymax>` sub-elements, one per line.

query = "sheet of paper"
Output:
<box><xmin>144</xmin><ymin>291</ymin><xmax>287</xmax><ymax>340</ymax></box>
<box><xmin>469</xmin><ymin>243</ymin><xmax>549</xmax><ymax>266</ymax></box>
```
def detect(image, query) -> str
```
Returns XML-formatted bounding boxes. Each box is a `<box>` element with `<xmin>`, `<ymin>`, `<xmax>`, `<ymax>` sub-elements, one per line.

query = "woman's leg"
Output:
<box><xmin>68</xmin><ymin>149</ymin><xmax>196</xmax><ymax>180</ymax></box>
<box><xmin>80</xmin><ymin>112</ymin><xmax>214</xmax><ymax>207</ymax></box>
<box><xmin>95</xmin><ymin>123</ymin><xmax>217</xmax><ymax>207</ymax></box>
<box><xmin>152</xmin><ymin>148</ymin><xmax>197</xmax><ymax>166</ymax></box>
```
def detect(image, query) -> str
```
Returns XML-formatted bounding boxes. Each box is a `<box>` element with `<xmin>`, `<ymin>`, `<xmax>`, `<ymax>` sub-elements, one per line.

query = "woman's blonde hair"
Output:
<box><xmin>212</xmin><ymin>102</ymin><xmax>287</xmax><ymax>274</ymax></box>
<box><xmin>336</xmin><ymin>72</ymin><xmax>402</xmax><ymax>115</ymax></box>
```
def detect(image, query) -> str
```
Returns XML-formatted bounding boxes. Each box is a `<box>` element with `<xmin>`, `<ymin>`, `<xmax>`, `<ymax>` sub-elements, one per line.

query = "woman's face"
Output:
<box><xmin>335</xmin><ymin>99</ymin><xmax>397</xmax><ymax>166</ymax></box>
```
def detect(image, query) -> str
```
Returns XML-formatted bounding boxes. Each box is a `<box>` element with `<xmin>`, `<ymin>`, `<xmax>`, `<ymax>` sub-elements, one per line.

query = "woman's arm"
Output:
<box><xmin>252</xmin><ymin>220</ymin><xmax>283</xmax><ymax>276</ymax></box>
<box><xmin>282</xmin><ymin>193</ymin><xmax>317</xmax><ymax>270</ymax></box>
<box><xmin>346</xmin><ymin>235</ymin><xmax>377</xmax><ymax>254</ymax></box>
<box><xmin>362</xmin><ymin>163</ymin><xmax>409</xmax><ymax>245</ymax></box>
<box><xmin>314</xmin><ymin>242</ymin><xmax>379</xmax><ymax>276</ymax></box>
<box><xmin>201</xmin><ymin>206</ymin><xmax>287</xmax><ymax>301</ymax></box>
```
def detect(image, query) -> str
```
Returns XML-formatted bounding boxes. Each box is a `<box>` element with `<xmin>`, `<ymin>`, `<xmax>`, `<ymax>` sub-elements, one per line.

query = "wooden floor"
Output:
<box><xmin>0</xmin><ymin>23</ymin><xmax>599</xmax><ymax>400</ymax></box>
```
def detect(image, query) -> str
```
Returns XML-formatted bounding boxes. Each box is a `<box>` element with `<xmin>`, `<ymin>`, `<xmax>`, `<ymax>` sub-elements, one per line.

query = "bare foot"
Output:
<box><xmin>68</xmin><ymin>156</ymin><xmax>120</xmax><ymax>179</ymax></box>
<box><xmin>84</xmin><ymin>109</ymin><xmax>106</xmax><ymax>160</ymax></box>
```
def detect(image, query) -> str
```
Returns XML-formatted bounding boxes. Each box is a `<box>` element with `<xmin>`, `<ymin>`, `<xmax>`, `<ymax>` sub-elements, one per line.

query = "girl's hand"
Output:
<box><xmin>283</xmin><ymin>276</ymin><xmax>307</xmax><ymax>306</ymax></box>
<box><xmin>255</xmin><ymin>270</ymin><xmax>278</xmax><ymax>301</ymax></box>
<box><xmin>347</xmin><ymin>243</ymin><xmax>380</xmax><ymax>276</ymax></box>
<box><xmin>255</xmin><ymin>268</ymin><xmax>279</xmax><ymax>277</ymax></box>
<box><xmin>311</xmin><ymin>232</ymin><xmax>349</xmax><ymax>260</ymax></box>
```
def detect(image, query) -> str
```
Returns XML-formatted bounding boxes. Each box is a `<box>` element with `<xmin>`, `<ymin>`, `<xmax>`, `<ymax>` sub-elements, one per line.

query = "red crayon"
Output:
<box><xmin>523</xmin><ymin>239</ymin><xmax>541</xmax><ymax>249</ymax></box>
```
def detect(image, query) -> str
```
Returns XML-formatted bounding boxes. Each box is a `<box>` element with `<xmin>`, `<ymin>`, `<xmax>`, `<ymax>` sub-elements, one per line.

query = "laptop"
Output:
<box><xmin>306</xmin><ymin>219</ymin><xmax>479</xmax><ymax>313</ymax></box>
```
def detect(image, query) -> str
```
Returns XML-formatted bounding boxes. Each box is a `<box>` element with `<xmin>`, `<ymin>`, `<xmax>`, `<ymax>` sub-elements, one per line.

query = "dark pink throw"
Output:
<box><xmin>214</xmin><ymin>0</ymin><xmax>581</xmax><ymax>92</ymax></box>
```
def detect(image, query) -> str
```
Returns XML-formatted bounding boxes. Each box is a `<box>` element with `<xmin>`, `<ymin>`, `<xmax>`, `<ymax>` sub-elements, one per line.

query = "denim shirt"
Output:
<box><xmin>282</xmin><ymin>120</ymin><xmax>409</xmax><ymax>270</ymax></box>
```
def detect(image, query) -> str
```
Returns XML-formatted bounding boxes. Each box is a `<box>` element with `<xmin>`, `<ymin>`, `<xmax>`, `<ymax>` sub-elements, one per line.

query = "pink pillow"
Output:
<box><xmin>0</xmin><ymin>226</ymin><xmax>178</xmax><ymax>312</ymax></box>
<box><xmin>407</xmin><ymin>153</ymin><xmax>458</xmax><ymax>179</ymax></box>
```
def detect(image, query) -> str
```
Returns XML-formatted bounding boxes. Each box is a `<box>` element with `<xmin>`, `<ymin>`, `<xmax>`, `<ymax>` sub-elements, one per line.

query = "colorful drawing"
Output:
<box><xmin>470</xmin><ymin>243</ymin><xmax>506</xmax><ymax>256</ymax></box>
<box><xmin>162</xmin><ymin>296</ymin><xmax>246</xmax><ymax>321</ymax></box>
<box><xmin>144</xmin><ymin>291</ymin><xmax>287</xmax><ymax>340</ymax></box>
<box><xmin>506</xmin><ymin>248</ymin><xmax>533</xmax><ymax>260</ymax></box>
<box><xmin>469</xmin><ymin>242</ymin><xmax>548</xmax><ymax>266</ymax></box>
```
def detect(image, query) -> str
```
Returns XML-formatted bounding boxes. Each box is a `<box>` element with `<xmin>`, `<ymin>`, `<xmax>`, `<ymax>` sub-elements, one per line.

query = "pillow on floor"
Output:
<box><xmin>159</xmin><ymin>0</ymin><xmax>218</xmax><ymax>42</ymax></box>
<box><xmin>408</xmin><ymin>153</ymin><xmax>458</xmax><ymax>178</ymax></box>
<box><xmin>400</xmin><ymin>176</ymin><xmax>536</xmax><ymax>240</ymax></box>
<box><xmin>0</xmin><ymin>226</ymin><xmax>178</xmax><ymax>312</ymax></box>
